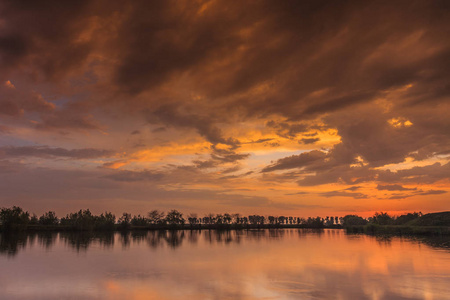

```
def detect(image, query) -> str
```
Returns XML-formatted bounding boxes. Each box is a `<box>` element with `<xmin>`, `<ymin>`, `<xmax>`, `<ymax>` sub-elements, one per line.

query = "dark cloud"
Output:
<box><xmin>416</xmin><ymin>189</ymin><xmax>447</xmax><ymax>196</ymax></box>
<box><xmin>0</xmin><ymin>0</ymin><xmax>99</xmax><ymax>80</ymax></box>
<box><xmin>266</xmin><ymin>121</ymin><xmax>310</xmax><ymax>139</ymax></box>
<box><xmin>245</xmin><ymin>138</ymin><xmax>274</xmax><ymax>144</ymax></box>
<box><xmin>103</xmin><ymin>170</ymin><xmax>164</xmax><ymax>182</ymax></box>
<box><xmin>377</xmin><ymin>184</ymin><xmax>417</xmax><ymax>191</ymax></box>
<box><xmin>378</xmin><ymin>162</ymin><xmax>450</xmax><ymax>185</ymax></box>
<box><xmin>0</xmin><ymin>145</ymin><xmax>115</xmax><ymax>159</ymax></box>
<box><xmin>0</xmin><ymin>159</ymin><xmax>24</xmax><ymax>173</ymax></box>
<box><xmin>35</xmin><ymin>111</ymin><xmax>102</xmax><ymax>131</ymax></box>
<box><xmin>319</xmin><ymin>191</ymin><xmax>368</xmax><ymax>199</ymax></box>
<box><xmin>0</xmin><ymin>0</ymin><xmax>449</xmax><ymax>213</ymax></box>
<box><xmin>262</xmin><ymin>100</ymin><xmax>450</xmax><ymax>187</ymax></box>
<box><xmin>260</xmin><ymin>171</ymin><xmax>307</xmax><ymax>183</ymax></box>
<box><xmin>1</xmin><ymin>1</ymin><xmax>448</xmax><ymax>109</ymax></box>
<box><xmin>285</xmin><ymin>191</ymin><xmax>309</xmax><ymax>196</ymax></box>
<box><xmin>210</xmin><ymin>149</ymin><xmax>250</xmax><ymax>163</ymax></box>
<box><xmin>388</xmin><ymin>189</ymin><xmax>447</xmax><ymax>200</ymax></box>
<box><xmin>33</xmin><ymin>98</ymin><xmax>104</xmax><ymax>131</ymax></box>
<box><xmin>0</xmin><ymin>125</ymin><xmax>11</xmax><ymax>133</ymax></box>
<box><xmin>344</xmin><ymin>186</ymin><xmax>362</xmax><ymax>191</ymax></box>
<box><xmin>219</xmin><ymin>170</ymin><xmax>254</xmax><ymax>180</ymax></box>
<box><xmin>0</xmin><ymin>83</ymin><xmax>103</xmax><ymax>132</ymax></box>
<box><xmin>262</xmin><ymin>150</ymin><xmax>327</xmax><ymax>172</ymax></box>
<box><xmin>0</xmin><ymin>83</ymin><xmax>55</xmax><ymax>117</ymax></box>
<box><xmin>145</xmin><ymin>104</ymin><xmax>238</xmax><ymax>147</ymax></box>
<box><xmin>206</xmin><ymin>144</ymin><xmax>250</xmax><ymax>166</ymax></box>
<box><xmin>0</xmin><ymin>98</ymin><xmax>22</xmax><ymax>116</ymax></box>
<box><xmin>221</xmin><ymin>165</ymin><xmax>241</xmax><ymax>174</ymax></box>
<box><xmin>324</xmin><ymin>105</ymin><xmax>450</xmax><ymax>168</ymax></box>
<box><xmin>1</xmin><ymin>0</ymin><xmax>449</xmax><ymax>140</ymax></box>
<box><xmin>297</xmin><ymin>162</ymin><xmax>375</xmax><ymax>186</ymax></box>
<box><xmin>152</xmin><ymin>127</ymin><xmax>166</xmax><ymax>133</ymax></box>
<box><xmin>192</xmin><ymin>159</ymin><xmax>219</xmax><ymax>169</ymax></box>
<box><xmin>300</xmin><ymin>138</ymin><xmax>320</xmax><ymax>145</ymax></box>
<box><xmin>264</xmin><ymin>142</ymin><xmax>281</xmax><ymax>148</ymax></box>
<box><xmin>303</xmin><ymin>132</ymin><xmax>318</xmax><ymax>137</ymax></box>
<box><xmin>295</xmin><ymin>160</ymin><xmax>450</xmax><ymax>187</ymax></box>
<box><xmin>190</xmin><ymin>145</ymin><xmax>250</xmax><ymax>171</ymax></box>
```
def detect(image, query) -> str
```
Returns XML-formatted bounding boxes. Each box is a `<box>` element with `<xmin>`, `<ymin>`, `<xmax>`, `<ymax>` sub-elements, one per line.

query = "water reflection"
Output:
<box><xmin>0</xmin><ymin>231</ymin><xmax>29</xmax><ymax>256</ymax></box>
<box><xmin>1</xmin><ymin>229</ymin><xmax>450</xmax><ymax>257</ymax></box>
<box><xmin>1</xmin><ymin>229</ymin><xmax>450</xmax><ymax>299</ymax></box>
<box><xmin>61</xmin><ymin>231</ymin><xmax>115</xmax><ymax>251</ymax></box>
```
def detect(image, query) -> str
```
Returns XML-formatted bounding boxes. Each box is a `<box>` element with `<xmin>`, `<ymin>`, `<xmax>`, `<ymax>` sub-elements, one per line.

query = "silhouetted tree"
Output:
<box><xmin>165</xmin><ymin>210</ymin><xmax>185</xmax><ymax>226</ymax></box>
<box><xmin>187</xmin><ymin>213</ymin><xmax>198</xmax><ymax>226</ymax></box>
<box><xmin>203</xmin><ymin>213</ymin><xmax>216</xmax><ymax>225</ymax></box>
<box><xmin>305</xmin><ymin>216</ymin><xmax>324</xmax><ymax>228</ymax></box>
<box><xmin>29</xmin><ymin>214</ymin><xmax>39</xmax><ymax>225</ymax></box>
<box><xmin>216</xmin><ymin>214</ymin><xmax>224</xmax><ymax>224</ymax></box>
<box><xmin>248</xmin><ymin>215</ymin><xmax>265</xmax><ymax>225</ymax></box>
<box><xmin>131</xmin><ymin>214</ymin><xmax>149</xmax><ymax>226</ymax></box>
<box><xmin>94</xmin><ymin>212</ymin><xmax>116</xmax><ymax>230</ymax></box>
<box><xmin>60</xmin><ymin>209</ymin><xmax>95</xmax><ymax>230</ymax></box>
<box><xmin>223</xmin><ymin>213</ymin><xmax>232</xmax><ymax>224</ymax></box>
<box><xmin>118</xmin><ymin>213</ymin><xmax>131</xmax><ymax>230</ymax></box>
<box><xmin>371</xmin><ymin>212</ymin><xmax>393</xmax><ymax>225</ymax></box>
<box><xmin>342</xmin><ymin>215</ymin><xmax>368</xmax><ymax>226</ymax></box>
<box><xmin>232</xmin><ymin>213</ymin><xmax>241</xmax><ymax>224</ymax></box>
<box><xmin>148</xmin><ymin>210</ymin><xmax>165</xmax><ymax>225</ymax></box>
<box><xmin>39</xmin><ymin>211</ymin><xmax>59</xmax><ymax>226</ymax></box>
<box><xmin>325</xmin><ymin>216</ymin><xmax>335</xmax><ymax>227</ymax></box>
<box><xmin>0</xmin><ymin>206</ymin><xmax>30</xmax><ymax>231</ymax></box>
<box><xmin>394</xmin><ymin>212</ymin><xmax>422</xmax><ymax>225</ymax></box>
<box><xmin>248</xmin><ymin>215</ymin><xmax>258</xmax><ymax>225</ymax></box>
<box><xmin>297</xmin><ymin>217</ymin><xmax>305</xmax><ymax>225</ymax></box>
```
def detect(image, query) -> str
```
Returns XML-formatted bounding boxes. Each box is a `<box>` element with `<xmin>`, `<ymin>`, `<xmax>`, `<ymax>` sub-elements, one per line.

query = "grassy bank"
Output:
<box><xmin>345</xmin><ymin>224</ymin><xmax>450</xmax><ymax>235</ymax></box>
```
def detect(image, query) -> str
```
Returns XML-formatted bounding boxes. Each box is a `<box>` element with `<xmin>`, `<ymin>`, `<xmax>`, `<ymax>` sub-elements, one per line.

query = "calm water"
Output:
<box><xmin>1</xmin><ymin>229</ymin><xmax>450</xmax><ymax>300</ymax></box>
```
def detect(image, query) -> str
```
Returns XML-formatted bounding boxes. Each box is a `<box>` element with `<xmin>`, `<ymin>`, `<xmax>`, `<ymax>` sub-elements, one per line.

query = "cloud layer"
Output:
<box><xmin>0</xmin><ymin>0</ymin><xmax>449</xmax><ymax>216</ymax></box>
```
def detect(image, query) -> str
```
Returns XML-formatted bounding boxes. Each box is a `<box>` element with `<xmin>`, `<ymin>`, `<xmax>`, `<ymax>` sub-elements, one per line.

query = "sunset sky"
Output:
<box><xmin>0</xmin><ymin>0</ymin><xmax>449</xmax><ymax>217</ymax></box>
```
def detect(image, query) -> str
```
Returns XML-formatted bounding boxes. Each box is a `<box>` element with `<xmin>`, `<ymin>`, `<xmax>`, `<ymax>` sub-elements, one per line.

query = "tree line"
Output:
<box><xmin>341</xmin><ymin>211</ymin><xmax>423</xmax><ymax>226</ymax></box>
<box><xmin>0</xmin><ymin>206</ymin><xmax>342</xmax><ymax>231</ymax></box>
<box><xmin>0</xmin><ymin>206</ymin><xmax>425</xmax><ymax>231</ymax></box>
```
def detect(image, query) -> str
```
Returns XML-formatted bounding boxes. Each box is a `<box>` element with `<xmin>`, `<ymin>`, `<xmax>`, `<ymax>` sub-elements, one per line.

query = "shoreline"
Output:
<box><xmin>0</xmin><ymin>223</ymin><xmax>341</xmax><ymax>232</ymax></box>
<box><xmin>2</xmin><ymin>224</ymin><xmax>450</xmax><ymax>236</ymax></box>
<box><xmin>344</xmin><ymin>224</ymin><xmax>450</xmax><ymax>236</ymax></box>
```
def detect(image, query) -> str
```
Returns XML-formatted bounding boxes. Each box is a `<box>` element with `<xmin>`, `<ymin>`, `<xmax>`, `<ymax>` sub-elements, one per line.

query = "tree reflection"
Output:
<box><xmin>37</xmin><ymin>232</ymin><xmax>58</xmax><ymax>250</ymax></box>
<box><xmin>119</xmin><ymin>231</ymin><xmax>131</xmax><ymax>249</ymax></box>
<box><xmin>375</xmin><ymin>235</ymin><xmax>393</xmax><ymax>247</ymax></box>
<box><xmin>188</xmin><ymin>230</ymin><xmax>200</xmax><ymax>245</ymax></box>
<box><xmin>164</xmin><ymin>230</ymin><xmax>185</xmax><ymax>249</ymax></box>
<box><xmin>60</xmin><ymin>231</ymin><xmax>114</xmax><ymax>252</ymax></box>
<box><xmin>0</xmin><ymin>231</ymin><xmax>29</xmax><ymax>257</ymax></box>
<box><xmin>2</xmin><ymin>229</ymin><xmax>450</xmax><ymax>257</ymax></box>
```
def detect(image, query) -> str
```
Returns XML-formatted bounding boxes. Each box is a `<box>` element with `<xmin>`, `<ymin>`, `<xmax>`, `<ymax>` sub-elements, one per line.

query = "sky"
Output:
<box><xmin>0</xmin><ymin>0</ymin><xmax>449</xmax><ymax>217</ymax></box>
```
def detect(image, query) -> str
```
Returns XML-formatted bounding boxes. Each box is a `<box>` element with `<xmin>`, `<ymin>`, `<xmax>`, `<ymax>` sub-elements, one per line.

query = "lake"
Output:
<box><xmin>1</xmin><ymin>229</ymin><xmax>450</xmax><ymax>299</ymax></box>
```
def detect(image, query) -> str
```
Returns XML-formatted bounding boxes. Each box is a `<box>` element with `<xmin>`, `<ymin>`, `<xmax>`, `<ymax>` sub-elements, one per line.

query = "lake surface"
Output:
<box><xmin>1</xmin><ymin>229</ymin><xmax>450</xmax><ymax>300</ymax></box>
